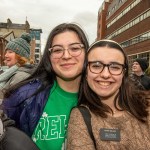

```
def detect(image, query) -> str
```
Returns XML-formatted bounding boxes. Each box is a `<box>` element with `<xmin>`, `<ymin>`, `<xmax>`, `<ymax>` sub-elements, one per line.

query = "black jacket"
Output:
<box><xmin>130</xmin><ymin>73</ymin><xmax>150</xmax><ymax>90</ymax></box>
<box><xmin>0</xmin><ymin>111</ymin><xmax>39</xmax><ymax>150</ymax></box>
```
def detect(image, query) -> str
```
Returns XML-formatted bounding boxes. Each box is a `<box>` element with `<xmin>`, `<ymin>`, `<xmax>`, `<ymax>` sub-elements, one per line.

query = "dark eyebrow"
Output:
<box><xmin>51</xmin><ymin>44</ymin><xmax>63</xmax><ymax>48</ymax></box>
<box><xmin>88</xmin><ymin>61</ymin><xmax>102</xmax><ymax>63</ymax></box>
<box><xmin>69</xmin><ymin>42</ymin><xmax>82</xmax><ymax>46</ymax></box>
<box><xmin>109</xmin><ymin>62</ymin><xmax>124</xmax><ymax>65</ymax></box>
<box><xmin>52</xmin><ymin>42</ymin><xmax>82</xmax><ymax>48</ymax></box>
<box><xmin>88</xmin><ymin>61</ymin><xmax>124</xmax><ymax>65</ymax></box>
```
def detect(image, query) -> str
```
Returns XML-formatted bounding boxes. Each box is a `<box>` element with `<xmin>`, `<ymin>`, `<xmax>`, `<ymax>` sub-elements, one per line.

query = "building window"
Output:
<box><xmin>35</xmin><ymin>54</ymin><xmax>39</xmax><ymax>59</ymax></box>
<box><xmin>121</xmin><ymin>31</ymin><xmax>150</xmax><ymax>48</ymax></box>
<box><xmin>35</xmin><ymin>49</ymin><xmax>40</xmax><ymax>53</ymax></box>
<box><xmin>107</xmin><ymin>0</ymin><xmax>142</xmax><ymax>28</ymax></box>
<box><xmin>107</xmin><ymin>10</ymin><xmax>150</xmax><ymax>39</ymax></box>
<box><xmin>36</xmin><ymin>44</ymin><xmax>40</xmax><ymax>47</ymax></box>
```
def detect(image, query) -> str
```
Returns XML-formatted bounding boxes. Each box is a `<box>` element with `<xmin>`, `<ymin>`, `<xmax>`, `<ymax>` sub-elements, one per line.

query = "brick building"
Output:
<box><xmin>97</xmin><ymin>0</ymin><xmax>150</xmax><ymax>67</ymax></box>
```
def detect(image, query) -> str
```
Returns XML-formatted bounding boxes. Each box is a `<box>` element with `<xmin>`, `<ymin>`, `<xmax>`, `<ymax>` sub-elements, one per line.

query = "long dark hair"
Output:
<box><xmin>4</xmin><ymin>23</ymin><xmax>89</xmax><ymax>98</ymax></box>
<box><xmin>79</xmin><ymin>40</ymin><xmax>149</xmax><ymax>122</ymax></box>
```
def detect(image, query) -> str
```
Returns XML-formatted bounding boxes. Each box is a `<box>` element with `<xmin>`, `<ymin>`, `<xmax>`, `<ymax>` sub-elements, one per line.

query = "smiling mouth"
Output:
<box><xmin>4</xmin><ymin>60</ymin><xmax>8</xmax><ymax>62</ymax></box>
<box><xmin>61</xmin><ymin>63</ymin><xmax>75</xmax><ymax>68</ymax></box>
<box><xmin>97</xmin><ymin>81</ymin><xmax>111</xmax><ymax>87</ymax></box>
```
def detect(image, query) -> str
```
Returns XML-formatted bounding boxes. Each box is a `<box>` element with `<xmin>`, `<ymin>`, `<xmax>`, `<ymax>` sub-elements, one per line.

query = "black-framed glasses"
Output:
<box><xmin>49</xmin><ymin>43</ymin><xmax>84</xmax><ymax>59</ymax></box>
<box><xmin>88</xmin><ymin>61</ymin><xmax>125</xmax><ymax>75</ymax></box>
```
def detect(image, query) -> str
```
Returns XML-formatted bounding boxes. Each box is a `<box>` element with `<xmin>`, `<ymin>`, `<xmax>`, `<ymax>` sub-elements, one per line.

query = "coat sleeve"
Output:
<box><xmin>2</xmin><ymin>83</ymin><xmax>34</xmax><ymax>127</ymax></box>
<box><xmin>67</xmin><ymin>108</ymin><xmax>96</xmax><ymax>150</ymax></box>
<box><xmin>2</xmin><ymin>89</ymin><xmax>24</xmax><ymax>127</ymax></box>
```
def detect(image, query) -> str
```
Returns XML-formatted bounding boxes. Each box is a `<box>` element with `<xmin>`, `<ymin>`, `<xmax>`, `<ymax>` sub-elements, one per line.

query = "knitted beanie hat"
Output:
<box><xmin>5</xmin><ymin>33</ymin><xmax>31</xmax><ymax>59</ymax></box>
<box><xmin>135</xmin><ymin>58</ymin><xmax>148</xmax><ymax>72</ymax></box>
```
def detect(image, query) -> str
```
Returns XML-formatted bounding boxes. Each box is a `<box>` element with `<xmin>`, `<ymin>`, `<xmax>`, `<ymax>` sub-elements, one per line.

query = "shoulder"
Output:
<box><xmin>14</xmin><ymin>79</ymin><xmax>42</xmax><ymax>93</ymax></box>
<box><xmin>70</xmin><ymin>108</ymin><xmax>81</xmax><ymax>118</ymax></box>
<box><xmin>4</xmin><ymin>80</ymin><xmax>42</xmax><ymax>103</ymax></box>
<box><xmin>10</xmin><ymin>71</ymin><xmax>30</xmax><ymax>83</ymax></box>
<box><xmin>69</xmin><ymin>106</ymin><xmax>92</xmax><ymax>125</ymax></box>
<box><xmin>13</xmin><ymin>68</ymin><xmax>31</xmax><ymax>77</ymax></box>
<box><xmin>69</xmin><ymin>108</ymin><xmax>84</xmax><ymax>124</ymax></box>
<box><xmin>18</xmin><ymin>65</ymin><xmax>34</xmax><ymax>73</ymax></box>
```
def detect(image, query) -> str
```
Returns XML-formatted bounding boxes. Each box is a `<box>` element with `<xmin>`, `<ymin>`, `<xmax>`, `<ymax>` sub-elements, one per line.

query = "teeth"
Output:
<box><xmin>99</xmin><ymin>82</ymin><xmax>110</xmax><ymax>86</ymax></box>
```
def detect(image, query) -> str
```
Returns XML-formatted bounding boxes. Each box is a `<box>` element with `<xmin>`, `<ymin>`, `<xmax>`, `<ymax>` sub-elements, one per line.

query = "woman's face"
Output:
<box><xmin>87</xmin><ymin>46</ymin><xmax>125</xmax><ymax>100</ymax></box>
<box><xmin>50</xmin><ymin>31</ymin><xmax>85</xmax><ymax>81</ymax></box>
<box><xmin>4</xmin><ymin>50</ymin><xmax>17</xmax><ymax>67</ymax></box>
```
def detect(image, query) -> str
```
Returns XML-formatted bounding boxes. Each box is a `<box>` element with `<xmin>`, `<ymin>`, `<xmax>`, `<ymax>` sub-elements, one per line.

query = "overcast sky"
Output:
<box><xmin>0</xmin><ymin>0</ymin><xmax>103</xmax><ymax>51</ymax></box>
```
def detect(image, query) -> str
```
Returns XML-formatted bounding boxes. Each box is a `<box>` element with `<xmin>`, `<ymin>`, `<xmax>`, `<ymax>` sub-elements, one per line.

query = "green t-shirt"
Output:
<box><xmin>32</xmin><ymin>81</ymin><xmax>78</xmax><ymax>150</ymax></box>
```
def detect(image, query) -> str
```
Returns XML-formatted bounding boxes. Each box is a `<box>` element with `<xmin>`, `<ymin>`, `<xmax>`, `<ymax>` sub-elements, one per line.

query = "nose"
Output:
<box><xmin>100</xmin><ymin>66</ymin><xmax>111</xmax><ymax>78</ymax></box>
<box><xmin>62</xmin><ymin>49</ymin><xmax>71</xmax><ymax>59</ymax></box>
<box><xmin>4</xmin><ymin>52</ymin><xmax>8</xmax><ymax>57</ymax></box>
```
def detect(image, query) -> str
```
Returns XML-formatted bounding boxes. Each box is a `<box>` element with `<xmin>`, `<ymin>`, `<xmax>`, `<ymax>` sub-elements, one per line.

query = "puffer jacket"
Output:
<box><xmin>2</xmin><ymin>79</ymin><xmax>52</xmax><ymax>137</ymax></box>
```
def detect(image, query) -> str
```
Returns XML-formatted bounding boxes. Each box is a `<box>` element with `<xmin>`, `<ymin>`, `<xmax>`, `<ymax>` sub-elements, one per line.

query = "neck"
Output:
<box><xmin>102</xmin><ymin>97</ymin><xmax>117</xmax><ymax>110</ymax></box>
<box><xmin>56</xmin><ymin>76</ymin><xmax>81</xmax><ymax>93</ymax></box>
<box><xmin>102</xmin><ymin>98</ymin><xmax>123</xmax><ymax>117</ymax></box>
<box><xmin>134</xmin><ymin>71</ymin><xmax>144</xmax><ymax>76</ymax></box>
<box><xmin>100</xmin><ymin>91</ymin><xmax>121</xmax><ymax>114</ymax></box>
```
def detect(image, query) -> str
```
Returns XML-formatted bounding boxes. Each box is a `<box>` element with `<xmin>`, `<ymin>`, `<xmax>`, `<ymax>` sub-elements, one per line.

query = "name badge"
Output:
<box><xmin>100</xmin><ymin>128</ymin><xmax>120</xmax><ymax>141</ymax></box>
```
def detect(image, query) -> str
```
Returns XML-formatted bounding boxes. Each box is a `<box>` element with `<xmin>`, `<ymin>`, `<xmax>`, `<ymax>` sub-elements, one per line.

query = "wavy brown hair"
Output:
<box><xmin>15</xmin><ymin>54</ymin><xmax>31</xmax><ymax>66</ymax></box>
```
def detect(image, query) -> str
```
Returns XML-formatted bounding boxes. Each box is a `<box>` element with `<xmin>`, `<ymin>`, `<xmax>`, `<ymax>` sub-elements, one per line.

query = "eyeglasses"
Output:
<box><xmin>49</xmin><ymin>43</ymin><xmax>84</xmax><ymax>59</ymax></box>
<box><xmin>88</xmin><ymin>61</ymin><xmax>125</xmax><ymax>75</ymax></box>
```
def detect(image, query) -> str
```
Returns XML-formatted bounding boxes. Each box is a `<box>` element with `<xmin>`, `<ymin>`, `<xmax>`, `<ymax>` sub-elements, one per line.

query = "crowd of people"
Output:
<box><xmin>0</xmin><ymin>23</ymin><xmax>149</xmax><ymax>150</ymax></box>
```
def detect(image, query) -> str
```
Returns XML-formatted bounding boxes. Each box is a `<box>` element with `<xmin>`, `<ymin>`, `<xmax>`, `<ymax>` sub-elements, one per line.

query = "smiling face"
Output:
<box><xmin>132</xmin><ymin>61</ymin><xmax>143</xmax><ymax>74</ymax></box>
<box><xmin>50</xmin><ymin>31</ymin><xmax>85</xmax><ymax>81</ymax></box>
<box><xmin>4</xmin><ymin>50</ymin><xmax>17</xmax><ymax>67</ymax></box>
<box><xmin>87</xmin><ymin>46</ymin><xmax>125</xmax><ymax>100</ymax></box>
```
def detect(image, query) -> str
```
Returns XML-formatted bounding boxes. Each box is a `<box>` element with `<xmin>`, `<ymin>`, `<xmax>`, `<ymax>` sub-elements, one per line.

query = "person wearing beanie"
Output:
<box><xmin>130</xmin><ymin>58</ymin><xmax>150</xmax><ymax>90</ymax></box>
<box><xmin>0</xmin><ymin>33</ymin><xmax>35</xmax><ymax>100</ymax></box>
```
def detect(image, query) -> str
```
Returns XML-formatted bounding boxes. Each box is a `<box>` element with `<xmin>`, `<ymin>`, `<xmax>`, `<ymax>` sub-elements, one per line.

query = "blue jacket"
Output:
<box><xmin>3</xmin><ymin>79</ymin><xmax>51</xmax><ymax>137</ymax></box>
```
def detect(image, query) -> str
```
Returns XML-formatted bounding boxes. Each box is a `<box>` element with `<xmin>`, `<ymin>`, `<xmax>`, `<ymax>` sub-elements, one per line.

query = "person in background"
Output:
<box><xmin>3</xmin><ymin>23</ymin><xmax>89</xmax><ymax>150</ymax></box>
<box><xmin>67</xmin><ymin>40</ymin><xmax>150</xmax><ymax>150</ymax></box>
<box><xmin>0</xmin><ymin>33</ymin><xmax>35</xmax><ymax>100</ymax></box>
<box><xmin>130</xmin><ymin>58</ymin><xmax>150</xmax><ymax>90</ymax></box>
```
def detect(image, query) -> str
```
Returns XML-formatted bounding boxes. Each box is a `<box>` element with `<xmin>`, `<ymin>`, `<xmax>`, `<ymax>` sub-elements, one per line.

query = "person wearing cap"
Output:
<box><xmin>2</xmin><ymin>23</ymin><xmax>89</xmax><ymax>150</ymax></box>
<box><xmin>67</xmin><ymin>40</ymin><xmax>150</xmax><ymax>149</ymax></box>
<box><xmin>0</xmin><ymin>33</ymin><xmax>35</xmax><ymax>100</ymax></box>
<box><xmin>130</xmin><ymin>58</ymin><xmax>150</xmax><ymax>90</ymax></box>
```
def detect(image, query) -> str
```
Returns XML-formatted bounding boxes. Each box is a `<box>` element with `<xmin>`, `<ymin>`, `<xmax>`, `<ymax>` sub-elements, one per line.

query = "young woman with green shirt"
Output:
<box><xmin>3</xmin><ymin>23</ymin><xmax>89</xmax><ymax>150</ymax></box>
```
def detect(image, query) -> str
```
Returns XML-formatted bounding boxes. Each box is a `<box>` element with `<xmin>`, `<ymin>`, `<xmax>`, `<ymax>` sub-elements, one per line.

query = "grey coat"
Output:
<box><xmin>0</xmin><ymin>64</ymin><xmax>34</xmax><ymax>99</ymax></box>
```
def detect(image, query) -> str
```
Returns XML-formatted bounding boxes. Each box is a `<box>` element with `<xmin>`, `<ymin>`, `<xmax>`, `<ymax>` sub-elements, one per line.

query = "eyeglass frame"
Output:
<box><xmin>49</xmin><ymin>43</ymin><xmax>84</xmax><ymax>59</ymax></box>
<box><xmin>88</xmin><ymin>61</ymin><xmax>126</xmax><ymax>75</ymax></box>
